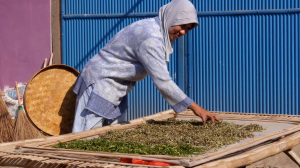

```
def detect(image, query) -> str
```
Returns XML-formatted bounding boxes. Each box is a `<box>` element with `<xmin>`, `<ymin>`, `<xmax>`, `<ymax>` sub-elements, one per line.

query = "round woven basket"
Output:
<box><xmin>24</xmin><ymin>65</ymin><xmax>79</xmax><ymax>136</ymax></box>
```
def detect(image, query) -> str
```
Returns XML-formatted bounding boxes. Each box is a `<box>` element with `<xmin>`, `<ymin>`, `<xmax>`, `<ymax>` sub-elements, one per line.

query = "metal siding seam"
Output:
<box><xmin>288</xmin><ymin>14</ymin><xmax>292</xmax><ymax>115</ymax></box>
<box><xmin>201</xmin><ymin>17</ymin><xmax>206</xmax><ymax>107</ymax></box>
<box><xmin>269</xmin><ymin>16</ymin><xmax>276</xmax><ymax>113</ymax></box>
<box><xmin>210</xmin><ymin>16</ymin><xmax>214</xmax><ymax>110</ymax></box>
<box><xmin>249</xmin><ymin>15</ymin><xmax>253</xmax><ymax>113</ymax></box>
<box><xmin>280</xmin><ymin>14</ymin><xmax>284</xmax><ymax>114</ymax></box>
<box><xmin>197</xmin><ymin>23</ymin><xmax>199</xmax><ymax>105</ymax></box>
<box><xmin>204</xmin><ymin>16</ymin><xmax>209</xmax><ymax>109</ymax></box>
<box><xmin>221</xmin><ymin>16</ymin><xmax>224</xmax><ymax>110</ymax></box>
<box><xmin>187</xmin><ymin>28</ymin><xmax>193</xmax><ymax>101</ymax></box>
<box><xmin>225</xmin><ymin>16</ymin><xmax>229</xmax><ymax>111</ymax></box>
<box><xmin>261</xmin><ymin>14</ymin><xmax>265</xmax><ymax>114</ymax></box>
<box><xmin>223</xmin><ymin>17</ymin><xmax>227</xmax><ymax>110</ymax></box>
<box><xmin>199</xmin><ymin>18</ymin><xmax>203</xmax><ymax>106</ymax></box>
<box><xmin>233</xmin><ymin>15</ymin><xmax>237</xmax><ymax>112</ymax></box>
<box><xmin>238</xmin><ymin>15</ymin><xmax>241</xmax><ymax>112</ymax></box>
<box><xmin>83</xmin><ymin>19</ymin><xmax>86</xmax><ymax>66</ymax></box>
<box><xmin>269</xmin><ymin>15</ymin><xmax>273</xmax><ymax>115</ymax></box>
<box><xmin>276</xmin><ymin>14</ymin><xmax>280</xmax><ymax>114</ymax></box>
<box><xmin>284</xmin><ymin>14</ymin><xmax>287</xmax><ymax>109</ymax></box>
<box><xmin>242</xmin><ymin>15</ymin><xmax>245</xmax><ymax>112</ymax></box>
<box><xmin>70</xmin><ymin>19</ymin><xmax>73</xmax><ymax>67</ymax></box>
<box><xmin>297</xmin><ymin>13</ymin><xmax>299</xmax><ymax>116</ymax></box>
<box><xmin>244</xmin><ymin>15</ymin><xmax>248</xmax><ymax>112</ymax></box>
<box><xmin>252</xmin><ymin>11</ymin><xmax>256</xmax><ymax>113</ymax></box>
<box><xmin>216</xmin><ymin>16</ymin><xmax>220</xmax><ymax>111</ymax></box>
<box><xmin>279</xmin><ymin>14</ymin><xmax>283</xmax><ymax>115</ymax></box>
<box><xmin>213</xmin><ymin>16</ymin><xmax>217</xmax><ymax>110</ymax></box>
<box><xmin>78</xmin><ymin>19</ymin><xmax>82</xmax><ymax>69</ymax></box>
<box><xmin>292</xmin><ymin>14</ymin><xmax>295</xmax><ymax>115</ymax></box>
<box><xmin>288</xmin><ymin>14</ymin><xmax>296</xmax><ymax>115</ymax></box>
<box><xmin>266</xmin><ymin>14</ymin><xmax>270</xmax><ymax>114</ymax></box>
<box><xmin>229</xmin><ymin>15</ymin><xmax>232</xmax><ymax>112</ymax></box>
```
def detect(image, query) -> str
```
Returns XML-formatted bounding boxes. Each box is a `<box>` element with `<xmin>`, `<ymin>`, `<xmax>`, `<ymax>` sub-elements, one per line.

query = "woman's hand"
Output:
<box><xmin>188</xmin><ymin>102</ymin><xmax>221</xmax><ymax>124</ymax></box>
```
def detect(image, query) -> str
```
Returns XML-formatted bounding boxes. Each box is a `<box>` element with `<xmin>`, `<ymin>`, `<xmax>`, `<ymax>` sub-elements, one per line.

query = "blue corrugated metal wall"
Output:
<box><xmin>187</xmin><ymin>13</ymin><xmax>300</xmax><ymax>115</ymax></box>
<box><xmin>187</xmin><ymin>0</ymin><xmax>300</xmax><ymax>115</ymax></box>
<box><xmin>61</xmin><ymin>0</ymin><xmax>300</xmax><ymax>119</ymax></box>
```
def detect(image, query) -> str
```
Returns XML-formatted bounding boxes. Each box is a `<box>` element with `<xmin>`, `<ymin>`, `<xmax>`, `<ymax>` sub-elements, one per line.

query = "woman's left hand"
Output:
<box><xmin>188</xmin><ymin>102</ymin><xmax>221</xmax><ymax>124</ymax></box>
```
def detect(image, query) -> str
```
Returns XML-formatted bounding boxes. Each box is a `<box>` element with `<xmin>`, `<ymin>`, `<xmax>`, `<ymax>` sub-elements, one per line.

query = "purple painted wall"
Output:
<box><xmin>0</xmin><ymin>0</ymin><xmax>51</xmax><ymax>88</ymax></box>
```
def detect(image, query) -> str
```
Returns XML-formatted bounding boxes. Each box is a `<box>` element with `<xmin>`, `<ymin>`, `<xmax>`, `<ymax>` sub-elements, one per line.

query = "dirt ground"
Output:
<box><xmin>246</xmin><ymin>144</ymin><xmax>300</xmax><ymax>168</ymax></box>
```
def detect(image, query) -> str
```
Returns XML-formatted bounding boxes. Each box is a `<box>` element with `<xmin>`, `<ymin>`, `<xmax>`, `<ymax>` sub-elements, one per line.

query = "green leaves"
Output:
<box><xmin>53</xmin><ymin>119</ymin><xmax>264</xmax><ymax>156</ymax></box>
<box><xmin>53</xmin><ymin>139</ymin><xmax>203</xmax><ymax>156</ymax></box>
<box><xmin>100</xmin><ymin>119</ymin><xmax>264</xmax><ymax>151</ymax></box>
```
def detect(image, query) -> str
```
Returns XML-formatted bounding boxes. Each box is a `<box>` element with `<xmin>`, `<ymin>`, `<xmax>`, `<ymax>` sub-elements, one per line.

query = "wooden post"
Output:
<box><xmin>49</xmin><ymin>53</ymin><xmax>53</xmax><ymax>66</ymax></box>
<box><xmin>43</xmin><ymin>58</ymin><xmax>48</xmax><ymax>68</ymax></box>
<box><xmin>284</xmin><ymin>149</ymin><xmax>300</xmax><ymax>167</ymax></box>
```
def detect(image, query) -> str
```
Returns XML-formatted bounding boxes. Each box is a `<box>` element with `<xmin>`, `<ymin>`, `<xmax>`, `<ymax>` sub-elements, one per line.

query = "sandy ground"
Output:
<box><xmin>246</xmin><ymin>144</ymin><xmax>300</xmax><ymax>168</ymax></box>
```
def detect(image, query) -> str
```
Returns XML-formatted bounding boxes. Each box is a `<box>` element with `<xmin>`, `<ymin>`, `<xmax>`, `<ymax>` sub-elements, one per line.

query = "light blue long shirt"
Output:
<box><xmin>73</xmin><ymin>17</ymin><xmax>193</xmax><ymax>120</ymax></box>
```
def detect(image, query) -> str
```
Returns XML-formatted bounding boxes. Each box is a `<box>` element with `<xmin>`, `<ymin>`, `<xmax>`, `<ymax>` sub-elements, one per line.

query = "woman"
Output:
<box><xmin>72</xmin><ymin>0</ymin><xmax>221</xmax><ymax>133</ymax></box>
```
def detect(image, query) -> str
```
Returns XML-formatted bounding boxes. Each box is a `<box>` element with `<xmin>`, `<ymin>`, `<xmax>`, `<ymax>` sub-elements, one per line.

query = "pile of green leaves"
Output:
<box><xmin>101</xmin><ymin>119</ymin><xmax>264</xmax><ymax>150</ymax></box>
<box><xmin>53</xmin><ymin>139</ymin><xmax>203</xmax><ymax>156</ymax></box>
<box><xmin>53</xmin><ymin>118</ymin><xmax>264</xmax><ymax>156</ymax></box>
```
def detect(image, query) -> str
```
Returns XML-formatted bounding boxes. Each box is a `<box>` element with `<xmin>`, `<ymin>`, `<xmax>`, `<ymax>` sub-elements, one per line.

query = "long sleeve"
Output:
<box><xmin>138</xmin><ymin>37</ymin><xmax>193</xmax><ymax>113</ymax></box>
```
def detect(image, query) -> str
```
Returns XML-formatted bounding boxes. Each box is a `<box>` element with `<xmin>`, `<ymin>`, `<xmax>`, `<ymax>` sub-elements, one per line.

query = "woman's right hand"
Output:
<box><xmin>188</xmin><ymin>102</ymin><xmax>221</xmax><ymax>124</ymax></box>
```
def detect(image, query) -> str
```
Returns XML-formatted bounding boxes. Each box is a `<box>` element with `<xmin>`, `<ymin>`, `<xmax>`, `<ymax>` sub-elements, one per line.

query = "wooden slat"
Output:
<box><xmin>16</xmin><ymin>146</ymin><xmax>183</xmax><ymax>165</ymax></box>
<box><xmin>177</xmin><ymin>110</ymin><xmax>300</xmax><ymax>123</ymax></box>
<box><xmin>0</xmin><ymin>152</ymin><xmax>8</xmax><ymax>157</ymax></box>
<box><xmin>194</xmin><ymin>131</ymin><xmax>300</xmax><ymax>168</ymax></box>
<box><xmin>1</xmin><ymin>151</ymin><xmax>164</xmax><ymax>167</ymax></box>
<box><xmin>65</xmin><ymin>160</ymin><xmax>85</xmax><ymax>167</ymax></box>
<box><xmin>0</xmin><ymin>154</ymin><xmax>49</xmax><ymax>167</ymax></box>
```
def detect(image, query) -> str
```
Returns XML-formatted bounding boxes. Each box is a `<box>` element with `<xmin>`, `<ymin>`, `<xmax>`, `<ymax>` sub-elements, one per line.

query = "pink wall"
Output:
<box><xmin>0</xmin><ymin>0</ymin><xmax>51</xmax><ymax>88</ymax></box>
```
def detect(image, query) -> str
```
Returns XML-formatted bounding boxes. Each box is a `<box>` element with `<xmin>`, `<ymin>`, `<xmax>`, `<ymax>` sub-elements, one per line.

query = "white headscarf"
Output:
<box><xmin>159</xmin><ymin>0</ymin><xmax>199</xmax><ymax>62</ymax></box>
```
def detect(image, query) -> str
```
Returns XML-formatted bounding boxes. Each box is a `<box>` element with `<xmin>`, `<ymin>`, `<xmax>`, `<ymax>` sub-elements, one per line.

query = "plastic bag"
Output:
<box><xmin>120</xmin><ymin>158</ymin><xmax>132</xmax><ymax>163</ymax></box>
<box><xmin>2</xmin><ymin>83</ymin><xmax>27</xmax><ymax>119</ymax></box>
<box><xmin>147</xmin><ymin>161</ymin><xmax>175</xmax><ymax>166</ymax></box>
<box><xmin>132</xmin><ymin>159</ymin><xmax>149</xmax><ymax>165</ymax></box>
<box><xmin>120</xmin><ymin>158</ymin><xmax>176</xmax><ymax>166</ymax></box>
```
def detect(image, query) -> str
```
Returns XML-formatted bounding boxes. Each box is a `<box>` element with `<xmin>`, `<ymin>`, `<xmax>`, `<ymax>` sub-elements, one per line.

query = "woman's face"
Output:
<box><xmin>168</xmin><ymin>23</ymin><xmax>194</xmax><ymax>42</ymax></box>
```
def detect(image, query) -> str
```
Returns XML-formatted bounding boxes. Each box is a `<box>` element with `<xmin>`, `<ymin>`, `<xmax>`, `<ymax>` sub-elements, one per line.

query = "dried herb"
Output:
<box><xmin>53</xmin><ymin>139</ymin><xmax>203</xmax><ymax>156</ymax></box>
<box><xmin>53</xmin><ymin>119</ymin><xmax>264</xmax><ymax>156</ymax></box>
<box><xmin>101</xmin><ymin>119</ymin><xmax>264</xmax><ymax>150</ymax></box>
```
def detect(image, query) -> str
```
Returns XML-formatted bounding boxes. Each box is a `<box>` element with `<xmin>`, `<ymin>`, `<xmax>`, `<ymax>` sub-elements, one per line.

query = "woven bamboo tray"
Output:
<box><xmin>24</xmin><ymin>65</ymin><xmax>79</xmax><ymax>136</ymax></box>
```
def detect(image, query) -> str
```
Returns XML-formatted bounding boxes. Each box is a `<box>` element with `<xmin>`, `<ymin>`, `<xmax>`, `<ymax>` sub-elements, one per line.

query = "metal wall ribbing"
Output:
<box><xmin>61</xmin><ymin>0</ymin><xmax>300</xmax><ymax>119</ymax></box>
<box><xmin>186</xmin><ymin>0</ymin><xmax>300</xmax><ymax>115</ymax></box>
<box><xmin>187</xmin><ymin>13</ymin><xmax>300</xmax><ymax>115</ymax></box>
